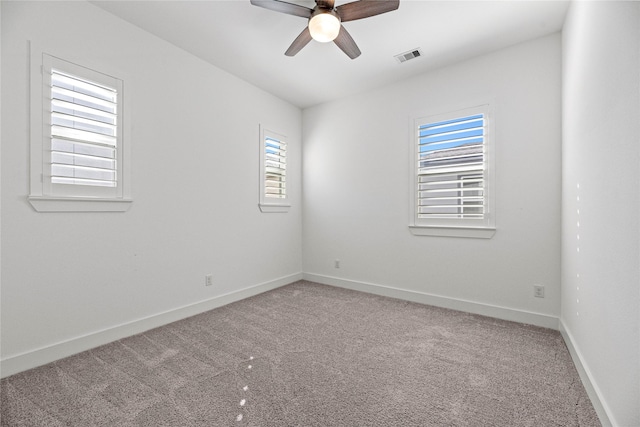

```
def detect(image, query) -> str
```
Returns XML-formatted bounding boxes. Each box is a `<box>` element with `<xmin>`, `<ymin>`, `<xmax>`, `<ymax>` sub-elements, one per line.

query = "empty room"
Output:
<box><xmin>1</xmin><ymin>0</ymin><xmax>638</xmax><ymax>426</ymax></box>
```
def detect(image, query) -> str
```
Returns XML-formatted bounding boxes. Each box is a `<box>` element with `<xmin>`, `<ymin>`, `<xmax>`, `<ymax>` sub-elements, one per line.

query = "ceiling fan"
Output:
<box><xmin>250</xmin><ymin>0</ymin><xmax>400</xmax><ymax>59</ymax></box>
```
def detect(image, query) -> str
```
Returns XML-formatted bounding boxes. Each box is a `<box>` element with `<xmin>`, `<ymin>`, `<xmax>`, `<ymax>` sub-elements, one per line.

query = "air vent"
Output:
<box><xmin>395</xmin><ymin>48</ymin><xmax>423</xmax><ymax>64</ymax></box>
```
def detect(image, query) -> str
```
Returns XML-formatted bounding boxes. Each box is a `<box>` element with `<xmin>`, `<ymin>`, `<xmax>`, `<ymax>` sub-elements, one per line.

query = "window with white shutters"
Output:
<box><xmin>50</xmin><ymin>69</ymin><xmax>119</xmax><ymax>190</ymax></box>
<box><xmin>29</xmin><ymin>52</ymin><xmax>131</xmax><ymax>212</ymax></box>
<box><xmin>410</xmin><ymin>104</ymin><xmax>495</xmax><ymax>238</ymax></box>
<box><xmin>259</xmin><ymin>126</ymin><xmax>290</xmax><ymax>213</ymax></box>
<box><xmin>264</xmin><ymin>136</ymin><xmax>286</xmax><ymax>199</ymax></box>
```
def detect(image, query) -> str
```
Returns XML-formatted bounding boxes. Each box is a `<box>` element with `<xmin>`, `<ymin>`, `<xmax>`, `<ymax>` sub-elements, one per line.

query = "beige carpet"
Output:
<box><xmin>1</xmin><ymin>280</ymin><xmax>600</xmax><ymax>426</ymax></box>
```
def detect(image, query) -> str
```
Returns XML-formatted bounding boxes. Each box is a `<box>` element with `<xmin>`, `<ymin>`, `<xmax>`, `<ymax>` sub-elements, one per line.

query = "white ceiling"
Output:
<box><xmin>92</xmin><ymin>0</ymin><xmax>569</xmax><ymax>109</ymax></box>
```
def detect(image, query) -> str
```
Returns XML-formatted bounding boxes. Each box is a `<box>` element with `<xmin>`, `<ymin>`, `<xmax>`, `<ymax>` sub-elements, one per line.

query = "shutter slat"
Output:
<box><xmin>419</xmin><ymin>177</ymin><xmax>483</xmax><ymax>186</ymax></box>
<box><xmin>419</xmin><ymin>155</ymin><xmax>483</xmax><ymax>169</ymax></box>
<box><xmin>52</xmin><ymin>86</ymin><xmax>116</xmax><ymax>113</ymax></box>
<box><xmin>52</xmin><ymin>71</ymin><xmax>116</xmax><ymax>100</ymax></box>
<box><xmin>419</xmin><ymin>115</ymin><xmax>483</xmax><ymax>131</ymax></box>
<box><xmin>419</xmin><ymin>128</ymin><xmax>483</xmax><ymax>146</ymax></box>
<box><xmin>419</xmin><ymin>135</ymin><xmax>483</xmax><ymax>151</ymax></box>
<box><xmin>52</xmin><ymin>125</ymin><xmax>117</xmax><ymax>147</ymax></box>
<box><xmin>419</xmin><ymin>209</ymin><xmax>484</xmax><ymax>213</ymax></box>
<box><xmin>265</xmin><ymin>145</ymin><xmax>286</xmax><ymax>154</ymax></box>
<box><xmin>420</xmin><ymin>180</ymin><xmax>483</xmax><ymax>188</ymax></box>
<box><xmin>51</xmin><ymin>151</ymin><xmax>115</xmax><ymax>170</ymax></box>
<box><xmin>420</xmin><ymin>143</ymin><xmax>483</xmax><ymax>158</ymax></box>
<box><xmin>418</xmin><ymin>204</ymin><xmax>484</xmax><ymax>211</ymax></box>
<box><xmin>419</xmin><ymin>197</ymin><xmax>484</xmax><ymax>204</ymax></box>
<box><xmin>265</xmin><ymin>166</ymin><xmax>286</xmax><ymax>175</ymax></box>
<box><xmin>420</xmin><ymin>188</ymin><xmax>483</xmax><ymax>196</ymax></box>
<box><xmin>418</xmin><ymin>163</ymin><xmax>484</xmax><ymax>176</ymax></box>
<box><xmin>52</xmin><ymin>138</ymin><xmax>115</xmax><ymax>159</ymax></box>
<box><xmin>265</xmin><ymin>160</ymin><xmax>286</xmax><ymax>169</ymax></box>
<box><xmin>52</xmin><ymin>112</ymin><xmax>116</xmax><ymax>136</ymax></box>
<box><xmin>52</xmin><ymin>164</ymin><xmax>116</xmax><ymax>182</ymax></box>
<box><xmin>418</xmin><ymin>213</ymin><xmax>484</xmax><ymax>219</ymax></box>
<box><xmin>51</xmin><ymin>176</ymin><xmax>117</xmax><ymax>187</ymax></box>
<box><xmin>52</xmin><ymin>99</ymin><xmax>116</xmax><ymax>123</ymax></box>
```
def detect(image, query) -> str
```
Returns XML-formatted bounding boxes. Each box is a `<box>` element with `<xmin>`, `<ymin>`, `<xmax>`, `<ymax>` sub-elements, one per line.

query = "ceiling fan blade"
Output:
<box><xmin>285</xmin><ymin>27</ymin><xmax>313</xmax><ymax>56</ymax></box>
<box><xmin>336</xmin><ymin>0</ymin><xmax>399</xmax><ymax>22</ymax></box>
<box><xmin>316</xmin><ymin>0</ymin><xmax>335</xmax><ymax>9</ymax></box>
<box><xmin>250</xmin><ymin>0</ymin><xmax>313</xmax><ymax>18</ymax></box>
<box><xmin>333</xmin><ymin>25</ymin><xmax>361</xmax><ymax>59</ymax></box>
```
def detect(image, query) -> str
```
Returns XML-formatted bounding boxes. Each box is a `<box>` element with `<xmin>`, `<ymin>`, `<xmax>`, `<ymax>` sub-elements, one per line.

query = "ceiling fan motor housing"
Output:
<box><xmin>308</xmin><ymin>8</ymin><xmax>342</xmax><ymax>43</ymax></box>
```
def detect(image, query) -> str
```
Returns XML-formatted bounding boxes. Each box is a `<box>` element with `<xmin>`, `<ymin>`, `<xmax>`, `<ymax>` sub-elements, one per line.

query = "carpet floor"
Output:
<box><xmin>1</xmin><ymin>280</ymin><xmax>600</xmax><ymax>426</ymax></box>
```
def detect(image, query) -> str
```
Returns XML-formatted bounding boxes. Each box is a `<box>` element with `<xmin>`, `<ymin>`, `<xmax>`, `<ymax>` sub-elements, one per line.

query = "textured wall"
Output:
<box><xmin>561</xmin><ymin>1</ymin><xmax>640</xmax><ymax>425</ymax></box>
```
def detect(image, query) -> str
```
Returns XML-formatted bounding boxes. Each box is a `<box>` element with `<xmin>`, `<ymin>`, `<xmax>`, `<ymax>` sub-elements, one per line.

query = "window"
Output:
<box><xmin>409</xmin><ymin>104</ymin><xmax>495</xmax><ymax>238</ymax></box>
<box><xmin>259</xmin><ymin>126</ymin><xmax>290</xmax><ymax>213</ymax></box>
<box><xmin>29</xmin><ymin>52</ymin><xmax>131</xmax><ymax>212</ymax></box>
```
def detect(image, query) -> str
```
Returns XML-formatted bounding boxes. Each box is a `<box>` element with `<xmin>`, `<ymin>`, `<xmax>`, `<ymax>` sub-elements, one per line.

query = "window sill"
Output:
<box><xmin>409</xmin><ymin>225</ymin><xmax>496</xmax><ymax>239</ymax></box>
<box><xmin>259</xmin><ymin>203</ymin><xmax>290</xmax><ymax>213</ymax></box>
<box><xmin>29</xmin><ymin>196</ymin><xmax>132</xmax><ymax>212</ymax></box>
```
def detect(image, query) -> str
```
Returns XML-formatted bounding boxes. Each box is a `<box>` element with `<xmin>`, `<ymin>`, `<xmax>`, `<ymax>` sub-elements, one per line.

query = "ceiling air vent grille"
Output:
<box><xmin>395</xmin><ymin>48</ymin><xmax>422</xmax><ymax>64</ymax></box>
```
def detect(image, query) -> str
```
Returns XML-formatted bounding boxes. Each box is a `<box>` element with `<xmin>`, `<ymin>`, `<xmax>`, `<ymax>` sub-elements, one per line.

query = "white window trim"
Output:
<box><xmin>409</xmin><ymin>102</ymin><xmax>496</xmax><ymax>238</ymax></box>
<box><xmin>259</xmin><ymin>125</ymin><xmax>290</xmax><ymax>213</ymax></box>
<box><xmin>28</xmin><ymin>44</ymin><xmax>132</xmax><ymax>212</ymax></box>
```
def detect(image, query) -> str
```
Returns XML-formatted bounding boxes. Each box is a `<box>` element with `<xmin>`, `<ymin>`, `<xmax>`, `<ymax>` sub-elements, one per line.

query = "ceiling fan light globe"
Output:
<box><xmin>308</xmin><ymin>12</ymin><xmax>341</xmax><ymax>43</ymax></box>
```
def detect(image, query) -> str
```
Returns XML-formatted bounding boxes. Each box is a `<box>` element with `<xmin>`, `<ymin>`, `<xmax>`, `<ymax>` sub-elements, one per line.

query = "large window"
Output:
<box><xmin>410</xmin><ymin>104</ymin><xmax>495</xmax><ymax>238</ymax></box>
<box><xmin>259</xmin><ymin>126</ymin><xmax>290</xmax><ymax>213</ymax></box>
<box><xmin>29</xmin><ymin>52</ymin><xmax>131</xmax><ymax>212</ymax></box>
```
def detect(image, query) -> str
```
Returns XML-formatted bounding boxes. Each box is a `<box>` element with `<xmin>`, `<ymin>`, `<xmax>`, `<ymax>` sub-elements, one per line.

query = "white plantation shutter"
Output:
<box><xmin>259</xmin><ymin>127</ymin><xmax>290</xmax><ymax>212</ymax></box>
<box><xmin>264</xmin><ymin>136</ymin><xmax>286</xmax><ymax>199</ymax></box>
<box><xmin>43</xmin><ymin>55</ymin><xmax>124</xmax><ymax>199</ymax></box>
<box><xmin>411</xmin><ymin>104</ymin><xmax>494</xmax><ymax>234</ymax></box>
<box><xmin>417</xmin><ymin>113</ymin><xmax>485</xmax><ymax>218</ymax></box>
<box><xmin>50</xmin><ymin>69</ymin><xmax>118</xmax><ymax>187</ymax></box>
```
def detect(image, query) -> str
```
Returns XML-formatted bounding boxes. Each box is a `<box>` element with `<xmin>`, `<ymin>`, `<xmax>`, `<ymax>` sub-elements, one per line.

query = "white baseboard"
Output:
<box><xmin>1</xmin><ymin>273</ymin><xmax>303</xmax><ymax>379</ymax></box>
<box><xmin>303</xmin><ymin>273</ymin><xmax>559</xmax><ymax>330</ymax></box>
<box><xmin>559</xmin><ymin>319</ymin><xmax>614</xmax><ymax>427</ymax></box>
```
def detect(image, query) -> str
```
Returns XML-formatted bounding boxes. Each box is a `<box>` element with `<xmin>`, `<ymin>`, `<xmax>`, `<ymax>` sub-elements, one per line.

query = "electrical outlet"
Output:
<box><xmin>205</xmin><ymin>274</ymin><xmax>213</xmax><ymax>286</ymax></box>
<box><xmin>334</xmin><ymin>259</ymin><xmax>340</xmax><ymax>269</ymax></box>
<box><xmin>533</xmin><ymin>284</ymin><xmax>545</xmax><ymax>298</ymax></box>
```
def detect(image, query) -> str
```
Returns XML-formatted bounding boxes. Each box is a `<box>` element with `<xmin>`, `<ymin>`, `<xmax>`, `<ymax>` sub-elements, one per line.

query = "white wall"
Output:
<box><xmin>1</xmin><ymin>1</ymin><xmax>302</xmax><ymax>375</ymax></box>
<box><xmin>561</xmin><ymin>2</ymin><xmax>640</xmax><ymax>426</ymax></box>
<box><xmin>302</xmin><ymin>34</ymin><xmax>562</xmax><ymax>326</ymax></box>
